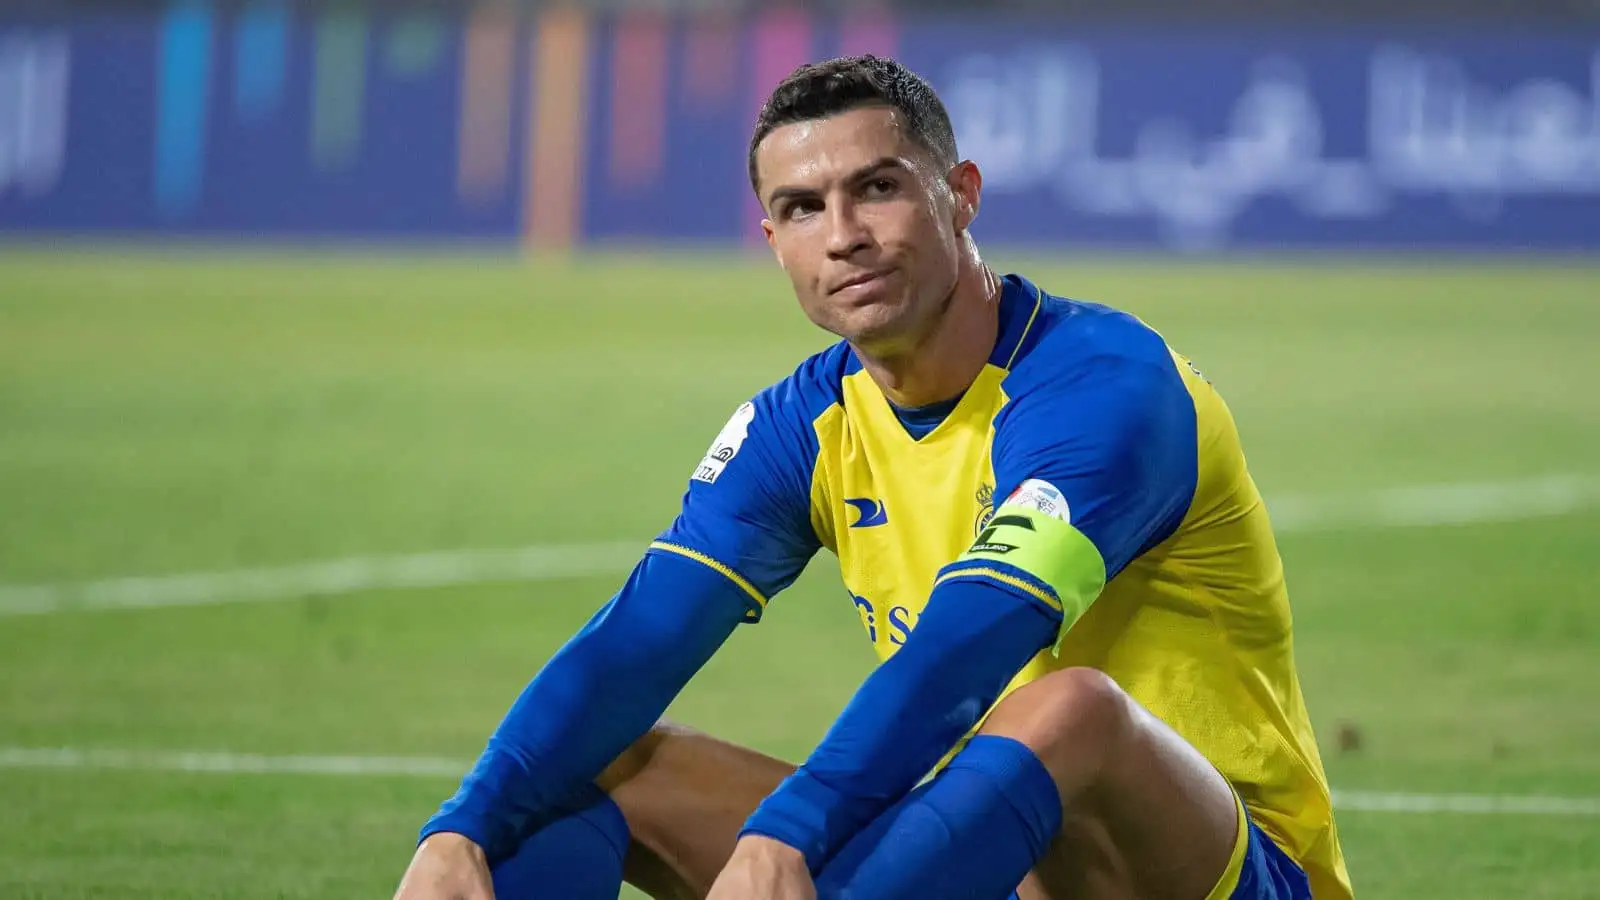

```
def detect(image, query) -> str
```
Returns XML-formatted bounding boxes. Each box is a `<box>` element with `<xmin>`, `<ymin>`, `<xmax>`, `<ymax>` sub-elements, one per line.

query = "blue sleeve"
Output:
<box><xmin>650</xmin><ymin>386</ymin><xmax>823</xmax><ymax>619</ymax></box>
<box><xmin>420</xmin><ymin>386</ymin><xmax>822</xmax><ymax>861</ymax></box>
<box><xmin>420</xmin><ymin>550</ymin><xmax>752</xmax><ymax>863</ymax></box>
<box><xmin>740</xmin><ymin>577</ymin><xmax>1057</xmax><ymax>870</ymax></box>
<box><xmin>990</xmin><ymin>349</ymin><xmax>1198</xmax><ymax>580</ymax></box>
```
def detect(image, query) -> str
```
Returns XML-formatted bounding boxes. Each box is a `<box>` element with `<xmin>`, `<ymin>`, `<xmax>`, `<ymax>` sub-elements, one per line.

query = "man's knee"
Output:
<box><xmin>597</xmin><ymin>719</ymin><xmax>684</xmax><ymax>792</ymax></box>
<box><xmin>979</xmin><ymin>667</ymin><xmax>1134</xmax><ymax>783</ymax></box>
<box><xmin>592</xmin><ymin>720</ymin><xmax>794</xmax><ymax>900</ymax></box>
<box><xmin>982</xmin><ymin>672</ymin><xmax>1243</xmax><ymax>900</ymax></box>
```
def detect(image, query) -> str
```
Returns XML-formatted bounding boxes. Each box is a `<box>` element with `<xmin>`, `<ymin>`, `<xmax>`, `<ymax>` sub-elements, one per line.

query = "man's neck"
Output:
<box><xmin>855</xmin><ymin>255</ymin><xmax>1002</xmax><ymax>409</ymax></box>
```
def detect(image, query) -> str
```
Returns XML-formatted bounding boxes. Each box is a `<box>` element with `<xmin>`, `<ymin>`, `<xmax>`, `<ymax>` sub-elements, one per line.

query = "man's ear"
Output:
<box><xmin>762</xmin><ymin>219</ymin><xmax>785</xmax><ymax>270</ymax></box>
<box><xmin>949</xmin><ymin>160</ymin><xmax>983</xmax><ymax>232</ymax></box>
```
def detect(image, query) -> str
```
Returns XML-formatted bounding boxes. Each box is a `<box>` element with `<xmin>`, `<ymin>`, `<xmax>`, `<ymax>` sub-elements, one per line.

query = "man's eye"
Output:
<box><xmin>865</xmin><ymin>178</ymin><xmax>897</xmax><ymax>197</ymax></box>
<box><xmin>787</xmin><ymin>200</ymin><xmax>821</xmax><ymax>219</ymax></box>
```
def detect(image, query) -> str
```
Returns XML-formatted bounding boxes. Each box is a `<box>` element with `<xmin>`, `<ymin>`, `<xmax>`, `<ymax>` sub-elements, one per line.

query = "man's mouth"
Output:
<box><xmin>830</xmin><ymin>270</ymin><xmax>892</xmax><ymax>296</ymax></box>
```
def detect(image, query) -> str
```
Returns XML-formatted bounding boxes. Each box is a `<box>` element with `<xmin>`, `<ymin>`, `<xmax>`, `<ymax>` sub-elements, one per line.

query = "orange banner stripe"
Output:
<box><xmin>457</xmin><ymin>5</ymin><xmax>516</xmax><ymax>203</ymax></box>
<box><xmin>525</xmin><ymin>8</ymin><xmax>590</xmax><ymax>250</ymax></box>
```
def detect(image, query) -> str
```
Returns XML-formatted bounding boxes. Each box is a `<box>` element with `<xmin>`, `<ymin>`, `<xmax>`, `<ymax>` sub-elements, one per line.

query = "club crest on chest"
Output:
<box><xmin>974</xmin><ymin>482</ymin><xmax>995</xmax><ymax>535</ymax></box>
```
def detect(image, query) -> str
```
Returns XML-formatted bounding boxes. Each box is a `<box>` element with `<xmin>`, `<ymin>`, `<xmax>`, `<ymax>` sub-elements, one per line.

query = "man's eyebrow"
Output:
<box><xmin>765</xmin><ymin>184</ymin><xmax>815</xmax><ymax>209</ymax></box>
<box><xmin>765</xmin><ymin>157</ymin><xmax>905</xmax><ymax>209</ymax></box>
<box><xmin>842</xmin><ymin>157</ymin><xmax>906</xmax><ymax>185</ymax></box>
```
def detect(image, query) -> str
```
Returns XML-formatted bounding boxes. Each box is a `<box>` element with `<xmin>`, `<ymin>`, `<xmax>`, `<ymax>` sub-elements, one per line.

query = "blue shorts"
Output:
<box><xmin>1227</xmin><ymin>816</ymin><xmax>1311</xmax><ymax>900</ymax></box>
<box><xmin>1002</xmin><ymin>804</ymin><xmax>1310</xmax><ymax>900</ymax></box>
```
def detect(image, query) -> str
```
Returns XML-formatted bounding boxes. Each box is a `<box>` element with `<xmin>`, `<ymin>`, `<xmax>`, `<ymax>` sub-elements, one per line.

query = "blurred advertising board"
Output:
<box><xmin>2</xmin><ymin>6</ymin><xmax>1596</xmax><ymax>252</ymax></box>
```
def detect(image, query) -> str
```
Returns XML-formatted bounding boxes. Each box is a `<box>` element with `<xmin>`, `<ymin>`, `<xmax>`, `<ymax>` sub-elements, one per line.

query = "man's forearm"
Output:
<box><xmin>740</xmin><ymin>579</ymin><xmax>1058</xmax><ymax>870</ymax></box>
<box><xmin>420</xmin><ymin>550</ymin><xmax>753</xmax><ymax>862</ymax></box>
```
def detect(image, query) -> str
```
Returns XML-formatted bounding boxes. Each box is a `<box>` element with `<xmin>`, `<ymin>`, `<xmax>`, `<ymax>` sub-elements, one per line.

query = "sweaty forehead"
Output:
<box><xmin>756</xmin><ymin>105</ymin><xmax>930</xmax><ymax>192</ymax></box>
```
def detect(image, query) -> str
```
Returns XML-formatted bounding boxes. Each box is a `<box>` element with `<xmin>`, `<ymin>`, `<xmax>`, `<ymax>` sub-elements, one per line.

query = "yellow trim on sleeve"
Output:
<box><xmin>647</xmin><ymin>542</ymin><xmax>768</xmax><ymax>611</ymax></box>
<box><xmin>1204</xmin><ymin>792</ymin><xmax>1253</xmax><ymax>900</ymax></box>
<box><xmin>932</xmin><ymin>567</ymin><xmax>1063</xmax><ymax>613</ymax></box>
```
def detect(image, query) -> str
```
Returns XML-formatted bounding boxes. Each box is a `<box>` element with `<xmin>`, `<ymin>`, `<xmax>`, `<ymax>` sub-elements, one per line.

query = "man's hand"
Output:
<box><xmin>393</xmin><ymin>832</ymin><xmax>495</xmax><ymax>900</ymax></box>
<box><xmin>707</xmin><ymin>835</ymin><xmax>817</xmax><ymax>900</ymax></box>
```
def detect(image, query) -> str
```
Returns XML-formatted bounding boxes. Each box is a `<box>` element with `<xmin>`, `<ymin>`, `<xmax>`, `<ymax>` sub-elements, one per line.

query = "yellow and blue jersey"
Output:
<box><xmin>648</xmin><ymin>274</ymin><xmax>1352</xmax><ymax>899</ymax></box>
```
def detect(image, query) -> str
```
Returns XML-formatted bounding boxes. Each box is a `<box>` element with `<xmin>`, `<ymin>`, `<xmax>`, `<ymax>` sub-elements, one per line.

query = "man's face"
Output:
<box><xmin>755</xmin><ymin>105</ymin><xmax>978</xmax><ymax>354</ymax></box>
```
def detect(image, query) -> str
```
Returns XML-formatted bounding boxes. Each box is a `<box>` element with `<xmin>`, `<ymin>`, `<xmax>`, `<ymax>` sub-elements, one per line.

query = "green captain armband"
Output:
<box><xmin>943</xmin><ymin>479</ymin><xmax>1107</xmax><ymax>653</ymax></box>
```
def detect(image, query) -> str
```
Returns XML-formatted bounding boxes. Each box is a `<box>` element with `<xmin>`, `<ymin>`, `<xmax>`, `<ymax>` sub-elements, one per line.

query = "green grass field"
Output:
<box><xmin>1</xmin><ymin>248</ymin><xmax>1597</xmax><ymax>899</ymax></box>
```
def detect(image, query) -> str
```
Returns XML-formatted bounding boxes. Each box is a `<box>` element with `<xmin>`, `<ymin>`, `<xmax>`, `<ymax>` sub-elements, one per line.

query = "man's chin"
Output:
<box><xmin>839</xmin><ymin>308</ymin><xmax>922</xmax><ymax>355</ymax></box>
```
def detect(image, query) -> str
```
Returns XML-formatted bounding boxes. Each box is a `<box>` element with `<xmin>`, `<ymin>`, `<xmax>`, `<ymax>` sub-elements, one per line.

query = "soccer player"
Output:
<box><xmin>394</xmin><ymin>55</ymin><xmax>1353</xmax><ymax>900</ymax></box>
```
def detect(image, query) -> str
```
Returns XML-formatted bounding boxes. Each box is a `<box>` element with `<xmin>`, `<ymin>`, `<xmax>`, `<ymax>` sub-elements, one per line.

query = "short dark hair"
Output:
<box><xmin>747</xmin><ymin>54</ymin><xmax>958</xmax><ymax>195</ymax></box>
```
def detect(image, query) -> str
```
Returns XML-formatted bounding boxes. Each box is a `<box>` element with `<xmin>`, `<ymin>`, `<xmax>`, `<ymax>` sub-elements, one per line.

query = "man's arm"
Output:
<box><xmin>417</xmin><ymin>387</ymin><xmax>824</xmax><ymax>865</ymax></box>
<box><xmin>419</xmin><ymin>549</ymin><xmax>755</xmax><ymax>862</ymax></box>
<box><xmin>738</xmin><ymin>575</ymin><xmax>1062</xmax><ymax>869</ymax></box>
<box><xmin>739</xmin><ymin>350</ymin><xmax>1198</xmax><ymax>871</ymax></box>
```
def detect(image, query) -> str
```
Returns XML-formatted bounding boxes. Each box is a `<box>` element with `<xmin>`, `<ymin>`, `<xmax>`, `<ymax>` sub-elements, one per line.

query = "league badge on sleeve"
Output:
<box><xmin>1005</xmin><ymin>478</ymin><xmax>1071</xmax><ymax>523</ymax></box>
<box><xmin>691</xmin><ymin>401</ymin><xmax>757</xmax><ymax>484</ymax></box>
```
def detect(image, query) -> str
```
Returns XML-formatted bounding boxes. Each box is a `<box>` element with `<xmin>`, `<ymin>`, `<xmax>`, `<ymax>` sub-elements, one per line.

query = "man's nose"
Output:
<box><xmin>825</xmin><ymin>200</ymin><xmax>872</xmax><ymax>259</ymax></box>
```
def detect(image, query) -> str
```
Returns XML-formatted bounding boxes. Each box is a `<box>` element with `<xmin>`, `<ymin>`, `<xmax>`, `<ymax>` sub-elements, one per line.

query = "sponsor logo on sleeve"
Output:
<box><xmin>691</xmin><ymin>401</ymin><xmax>757</xmax><ymax>484</ymax></box>
<box><xmin>1004</xmin><ymin>478</ymin><xmax>1071</xmax><ymax>523</ymax></box>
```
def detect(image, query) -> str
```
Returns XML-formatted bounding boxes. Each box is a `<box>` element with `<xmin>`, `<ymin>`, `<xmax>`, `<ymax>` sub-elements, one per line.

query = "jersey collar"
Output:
<box><xmin>987</xmin><ymin>274</ymin><xmax>1044</xmax><ymax>372</ymax></box>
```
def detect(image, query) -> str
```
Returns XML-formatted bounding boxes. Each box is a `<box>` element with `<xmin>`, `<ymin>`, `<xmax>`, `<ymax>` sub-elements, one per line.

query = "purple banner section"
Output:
<box><xmin>1</xmin><ymin>7</ymin><xmax>1597</xmax><ymax>252</ymax></box>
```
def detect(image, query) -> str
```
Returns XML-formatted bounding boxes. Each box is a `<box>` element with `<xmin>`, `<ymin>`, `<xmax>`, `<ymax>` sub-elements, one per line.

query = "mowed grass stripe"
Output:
<box><xmin>3</xmin><ymin>746</ymin><xmax>1597</xmax><ymax>818</ymax></box>
<box><xmin>3</xmin><ymin>475</ymin><xmax>1598</xmax><ymax>617</ymax></box>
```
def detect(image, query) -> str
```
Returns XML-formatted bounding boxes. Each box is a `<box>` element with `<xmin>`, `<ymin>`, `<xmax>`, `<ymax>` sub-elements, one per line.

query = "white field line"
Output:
<box><xmin>0</xmin><ymin>541</ymin><xmax>645</xmax><ymax>617</ymax></box>
<box><xmin>0</xmin><ymin>746</ymin><xmax>465</xmax><ymax>778</ymax></box>
<box><xmin>2</xmin><ymin>475</ymin><xmax>1598</xmax><ymax>618</ymax></box>
<box><xmin>0</xmin><ymin>746</ymin><xmax>1596</xmax><ymax>817</ymax></box>
<box><xmin>1265</xmin><ymin>473</ymin><xmax>1600</xmax><ymax>530</ymax></box>
<box><xmin>1329</xmin><ymin>789</ymin><xmax>1600</xmax><ymax>817</ymax></box>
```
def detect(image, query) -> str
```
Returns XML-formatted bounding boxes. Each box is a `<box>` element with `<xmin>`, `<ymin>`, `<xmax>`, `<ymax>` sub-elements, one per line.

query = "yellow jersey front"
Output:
<box><xmin>652</xmin><ymin>274</ymin><xmax>1352</xmax><ymax>899</ymax></box>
